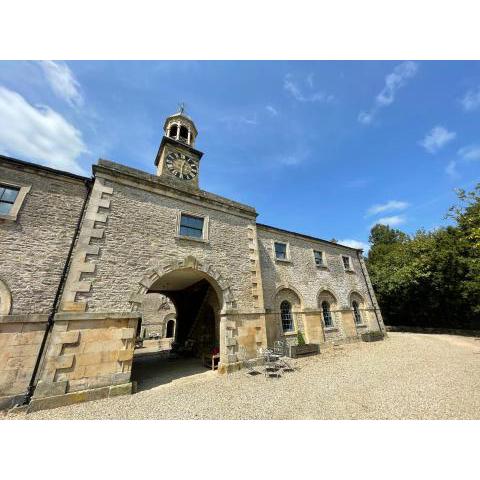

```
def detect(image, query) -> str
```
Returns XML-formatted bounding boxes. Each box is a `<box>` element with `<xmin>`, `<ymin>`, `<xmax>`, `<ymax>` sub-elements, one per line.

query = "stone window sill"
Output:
<box><xmin>175</xmin><ymin>235</ymin><xmax>209</xmax><ymax>244</ymax></box>
<box><xmin>355</xmin><ymin>323</ymin><xmax>368</xmax><ymax>328</ymax></box>
<box><xmin>275</xmin><ymin>258</ymin><xmax>292</xmax><ymax>264</ymax></box>
<box><xmin>0</xmin><ymin>213</ymin><xmax>16</xmax><ymax>222</ymax></box>
<box><xmin>344</xmin><ymin>268</ymin><xmax>356</xmax><ymax>274</ymax></box>
<box><xmin>282</xmin><ymin>331</ymin><xmax>297</xmax><ymax>336</ymax></box>
<box><xmin>325</xmin><ymin>327</ymin><xmax>339</xmax><ymax>332</ymax></box>
<box><xmin>316</xmin><ymin>264</ymin><xmax>329</xmax><ymax>270</ymax></box>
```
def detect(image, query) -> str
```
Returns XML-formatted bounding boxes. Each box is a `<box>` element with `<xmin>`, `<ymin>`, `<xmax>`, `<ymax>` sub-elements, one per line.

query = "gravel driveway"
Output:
<box><xmin>4</xmin><ymin>332</ymin><xmax>480</xmax><ymax>420</ymax></box>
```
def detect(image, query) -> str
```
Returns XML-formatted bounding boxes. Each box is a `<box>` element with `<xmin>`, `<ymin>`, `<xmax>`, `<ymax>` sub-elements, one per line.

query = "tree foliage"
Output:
<box><xmin>366</xmin><ymin>185</ymin><xmax>480</xmax><ymax>330</ymax></box>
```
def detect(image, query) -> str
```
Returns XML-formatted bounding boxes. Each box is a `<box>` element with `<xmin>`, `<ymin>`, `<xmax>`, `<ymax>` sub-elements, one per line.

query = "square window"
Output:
<box><xmin>0</xmin><ymin>185</ymin><xmax>19</xmax><ymax>215</ymax></box>
<box><xmin>342</xmin><ymin>255</ymin><xmax>351</xmax><ymax>270</ymax></box>
<box><xmin>274</xmin><ymin>242</ymin><xmax>287</xmax><ymax>260</ymax></box>
<box><xmin>179</xmin><ymin>213</ymin><xmax>204</xmax><ymax>238</ymax></box>
<box><xmin>314</xmin><ymin>250</ymin><xmax>324</xmax><ymax>266</ymax></box>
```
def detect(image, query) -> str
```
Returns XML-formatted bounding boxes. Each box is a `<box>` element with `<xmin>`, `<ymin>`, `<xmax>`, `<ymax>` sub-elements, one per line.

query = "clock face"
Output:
<box><xmin>165</xmin><ymin>151</ymin><xmax>198</xmax><ymax>180</ymax></box>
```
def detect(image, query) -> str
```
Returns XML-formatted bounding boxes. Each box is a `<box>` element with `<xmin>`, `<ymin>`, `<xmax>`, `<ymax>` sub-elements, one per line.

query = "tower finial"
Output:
<box><xmin>178</xmin><ymin>102</ymin><xmax>186</xmax><ymax>114</ymax></box>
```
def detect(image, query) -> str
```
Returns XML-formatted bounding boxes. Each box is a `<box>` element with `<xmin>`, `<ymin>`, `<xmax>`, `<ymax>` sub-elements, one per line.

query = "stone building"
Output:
<box><xmin>0</xmin><ymin>109</ymin><xmax>384</xmax><ymax>410</ymax></box>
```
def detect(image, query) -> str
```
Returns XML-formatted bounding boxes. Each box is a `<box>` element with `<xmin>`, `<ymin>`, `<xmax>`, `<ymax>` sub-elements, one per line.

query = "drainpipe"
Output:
<box><xmin>356</xmin><ymin>250</ymin><xmax>383</xmax><ymax>333</ymax></box>
<box><xmin>25</xmin><ymin>178</ymin><xmax>92</xmax><ymax>404</ymax></box>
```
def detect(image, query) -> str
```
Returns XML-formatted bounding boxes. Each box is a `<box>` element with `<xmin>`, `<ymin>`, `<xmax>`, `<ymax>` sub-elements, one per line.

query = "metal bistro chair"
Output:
<box><xmin>258</xmin><ymin>347</ymin><xmax>281</xmax><ymax>379</ymax></box>
<box><xmin>238</xmin><ymin>346</ymin><xmax>261</xmax><ymax>376</ymax></box>
<box><xmin>273</xmin><ymin>340</ymin><xmax>294</xmax><ymax>372</ymax></box>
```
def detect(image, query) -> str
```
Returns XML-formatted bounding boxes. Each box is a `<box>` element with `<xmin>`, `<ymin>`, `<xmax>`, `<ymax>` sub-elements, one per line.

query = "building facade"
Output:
<box><xmin>0</xmin><ymin>110</ymin><xmax>384</xmax><ymax>410</ymax></box>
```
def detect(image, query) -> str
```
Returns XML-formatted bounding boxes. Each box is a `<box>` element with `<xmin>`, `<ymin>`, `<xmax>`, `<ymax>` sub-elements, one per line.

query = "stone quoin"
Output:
<box><xmin>0</xmin><ymin>108</ymin><xmax>385</xmax><ymax>411</ymax></box>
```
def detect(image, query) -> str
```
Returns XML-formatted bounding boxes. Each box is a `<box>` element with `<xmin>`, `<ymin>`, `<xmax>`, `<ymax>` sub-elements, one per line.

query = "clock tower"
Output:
<box><xmin>154</xmin><ymin>106</ymin><xmax>203</xmax><ymax>189</ymax></box>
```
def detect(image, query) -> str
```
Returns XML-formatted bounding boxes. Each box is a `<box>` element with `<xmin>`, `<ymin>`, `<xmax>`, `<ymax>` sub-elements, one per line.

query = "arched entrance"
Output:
<box><xmin>131</xmin><ymin>263</ymin><xmax>225</xmax><ymax>390</ymax></box>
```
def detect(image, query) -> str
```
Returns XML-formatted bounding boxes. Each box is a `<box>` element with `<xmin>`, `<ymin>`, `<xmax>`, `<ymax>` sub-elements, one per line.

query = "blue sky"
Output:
<box><xmin>0</xmin><ymin>60</ymin><xmax>479</xmax><ymax>250</ymax></box>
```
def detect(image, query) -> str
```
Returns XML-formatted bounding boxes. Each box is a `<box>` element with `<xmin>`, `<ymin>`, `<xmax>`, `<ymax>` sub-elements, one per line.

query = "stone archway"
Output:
<box><xmin>129</xmin><ymin>255</ymin><xmax>235</xmax><ymax>314</ymax></box>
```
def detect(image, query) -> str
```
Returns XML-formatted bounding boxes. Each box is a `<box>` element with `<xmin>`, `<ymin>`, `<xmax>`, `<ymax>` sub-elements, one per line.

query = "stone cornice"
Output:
<box><xmin>94</xmin><ymin>159</ymin><xmax>257</xmax><ymax>219</ymax></box>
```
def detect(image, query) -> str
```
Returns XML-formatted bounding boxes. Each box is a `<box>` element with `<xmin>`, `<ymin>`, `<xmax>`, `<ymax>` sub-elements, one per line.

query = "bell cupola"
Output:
<box><xmin>154</xmin><ymin>105</ymin><xmax>203</xmax><ymax>188</ymax></box>
<box><xmin>163</xmin><ymin>104</ymin><xmax>198</xmax><ymax>147</ymax></box>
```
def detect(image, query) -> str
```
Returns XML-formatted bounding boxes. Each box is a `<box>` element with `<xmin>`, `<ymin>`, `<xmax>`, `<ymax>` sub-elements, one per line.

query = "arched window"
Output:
<box><xmin>169</xmin><ymin>124</ymin><xmax>178</xmax><ymax>138</ymax></box>
<box><xmin>179</xmin><ymin>125</ymin><xmax>189</xmax><ymax>142</ymax></box>
<box><xmin>166</xmin><ymin>319</ymin><xmax>175</xmax><ymax>338</ymax></box>
<box><xmin>280</xmin><ymin>300</ymin><xmax>294</xmax><ymax>332</ymax></box>
<box><xmin>321</xmin><ymin>300</ymin><xmax>333</xmax><ymax>327</ymax></box>
<box><xmin>352</xmin><ymin>300</ymin><xmax>362</xmax><ymax>325</ymax></box>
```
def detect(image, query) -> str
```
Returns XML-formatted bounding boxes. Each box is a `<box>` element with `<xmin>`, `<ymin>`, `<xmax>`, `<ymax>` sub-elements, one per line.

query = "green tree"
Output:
<box><xmin>366</xmin><ymin>186</ymin><xmax>480</xmax><ymax>330</ymax></box>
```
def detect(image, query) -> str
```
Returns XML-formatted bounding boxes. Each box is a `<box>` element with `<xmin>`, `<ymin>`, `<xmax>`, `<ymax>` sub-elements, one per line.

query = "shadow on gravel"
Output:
<box><xmin>131</xmin><ymin>354</ymin><xmax>210</xmax><ymax>392</ymax></box>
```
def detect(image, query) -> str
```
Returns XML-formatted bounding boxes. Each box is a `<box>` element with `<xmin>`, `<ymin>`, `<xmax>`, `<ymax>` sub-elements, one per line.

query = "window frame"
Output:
<box><xmin>341</xmin><ymin>254</ymin><xmax>354</xmax><ymax>272</ymax></box>
<box><xmin>280</xmin><ymin>300</ymin><xmax>295</xmax><ymax>333</ymax></box>
<box><xmin>313</xmin><ymin>249</ymin><xmax>327</xmax><ymax>268</ymax></box>
<box><xmin>0</xmin><ymin>181</ymin><xmax>31</xmax><ymax>222</ymax></box>
<box><xmin>273</xmin><ymin>241</ymin><xmax>291</xmax><ymax>262</ymax></box>
<box><xmin>321</xmin><ymin>300</ymin><xmax>334</xmax><ymax>328</ymax></box>
<box><xmin>175</xmin><ymin>211</ymin><xmax>209</xmax><ymax>242</ymax></box>
<box><xmin>352</xmin><ymin>300</ymin><xmax>363</xmax><ymax>325</ymax></box>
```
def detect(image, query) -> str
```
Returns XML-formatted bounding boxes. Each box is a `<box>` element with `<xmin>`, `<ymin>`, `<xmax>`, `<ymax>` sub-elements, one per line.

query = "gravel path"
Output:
<box><xmin>4</xmin><ymin>332</ymin><xmax>480</xmax><ymax>420</ymax></box>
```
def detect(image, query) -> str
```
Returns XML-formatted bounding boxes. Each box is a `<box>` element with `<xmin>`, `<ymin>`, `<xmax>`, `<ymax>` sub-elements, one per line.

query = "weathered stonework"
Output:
<box><xmin>0</xmin><ymin>314</ymin><xmax>48</xmax><ymax>409</ymax></box>
<box><xmin>32</xmin><ymin>312</ymin><xmax>140</xmax><ymax>404</ymax></box>
<box><xmin>60</xmin><ymin>177</ymin><xmax>113</xmax><ymax>312</ymax></box>
<box><xmin>0</xmin><ymin>156</ymin><xmax>88</xmax><ymax>315</ymax></box>
<box><xmin>0</xmin><ymin>111</ymin><xmax>384</xmax><ymax>410</ymax></box>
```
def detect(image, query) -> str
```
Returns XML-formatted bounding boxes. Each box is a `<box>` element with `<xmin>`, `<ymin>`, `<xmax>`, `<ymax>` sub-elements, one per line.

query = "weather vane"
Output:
<box><xmin>178</xmin><ymin>102</ymin><xmax>186</xmax><ymax>114</ymax></box>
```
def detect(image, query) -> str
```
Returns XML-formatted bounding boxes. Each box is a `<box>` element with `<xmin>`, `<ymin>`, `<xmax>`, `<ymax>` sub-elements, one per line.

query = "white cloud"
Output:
<box><xmin>283</xmin><ymin>74</ymin><xmax>334</xmax><ymax>103</ymax></box>
<box><xmin>419</xmin><ymin>125</ymin><xmax>456</xmax><ymax>154</ymax></box>
<box><xmin>0</xmin><ymin>86</ymin><xmax>88</xmax><ymax>175</ymax></box>
<box><xmin>275</xmin><ymin>147</ymin><xmax>310</xmax><ymax>167</ymax></box>
<box><xmin>366</xmin><ymin>200</ymin><xmax>409</xmax><ymax>217</ymax></box>
<box><xmin>371</xmin><ymin>215</ymin><xmax>406</xmax><ymax>228</ymax></box>
<box><xmin>266</xmin><ymin>105</ymin><xmax>278</xmax><ymax>116</ymax></box>
<box><xmin>445</xmin><ymin>160</ymin><xmax>459</xmax><ymax>178</ymax></box>
<box><xmin>460</xmin><ymin>86</ymin><xmax>480</xmax><ymax>112</ymax></box>
<box><xmin>38</xmin><ymin>60</ymin><xmax>84</xmax><ymax>108</ymax></box>
<box><xmin>458</xmin><ymin>144</ymin><xmax>480</xmax><ymax>161</ymax></box>
<box><xmin>358</xmin><ymin>61</ymin><xmax>418</xmax><ymax>125</ymax></box>
<box><xmin>338</xmin><ymin>239</ymin><xmax>370</xmax><ymax>252</ymax></box>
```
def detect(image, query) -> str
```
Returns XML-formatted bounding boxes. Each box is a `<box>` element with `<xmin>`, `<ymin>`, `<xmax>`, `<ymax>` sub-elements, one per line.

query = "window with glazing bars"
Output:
<box><xmin>352</xmin><ymin>300</ymin><xmax>362</xmax><ymax>324</ymax></box>
<box><xmin>314</xmin><ymin>250</ymin><xmax>324</xmax><ymax>266</ymax></box>
<box><xmin>0</xmin><ymin>185</ymin><xmax>19</xmax><ymax>215</ymax></box>
<box><xmin>322</xmin><ymin>301</ymin><xmax>333</xmax><ymax>327</ymax></box>
<box><xmin>275</xmin><ymin>242</ymin><xmax>287</xmax><ymax>260</ymax></box>
<box><xmin>179</xmin><ymin>214</ymin><xmax>204</xmax><ymax>238</ymax></box>
<box><xmin>280</xmin><ymin>300</ymin><xmax>294</xmax><ymax>331</ymax></box>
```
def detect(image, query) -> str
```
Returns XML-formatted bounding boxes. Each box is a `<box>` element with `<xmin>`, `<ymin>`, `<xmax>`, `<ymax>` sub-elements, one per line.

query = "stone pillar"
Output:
<box><xmin>303</xmin><ymin>310</ymin><xmax>324</xmax><ymax>345</ymax></box>
<box><xmin>341</xmin><ymin>309</ymin><xmax>357</xmax><ymax>338</ymax></box>
<box><xmin>29</xmin><ymin>311</ymin><xmax>141</xmax><ymax>412</ymax></box>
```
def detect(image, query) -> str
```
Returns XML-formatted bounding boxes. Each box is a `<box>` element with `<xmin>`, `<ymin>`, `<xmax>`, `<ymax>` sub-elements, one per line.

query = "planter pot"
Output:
<box><xmin>361</xmin><ymin>331</ymin><xmax>384</xmax><ymax>342</ymax></box>
<box><xmin>289</xmin><ymin>343</ymin><xmax>319</xmax><ymax>358</ymax></box>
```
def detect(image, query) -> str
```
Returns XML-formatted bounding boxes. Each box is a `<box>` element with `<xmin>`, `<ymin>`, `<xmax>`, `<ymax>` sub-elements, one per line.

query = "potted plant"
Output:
<box><xmin>288</xmin><ymin>331</ymin><xmax>320</xmax><ymax>358</ymax></box>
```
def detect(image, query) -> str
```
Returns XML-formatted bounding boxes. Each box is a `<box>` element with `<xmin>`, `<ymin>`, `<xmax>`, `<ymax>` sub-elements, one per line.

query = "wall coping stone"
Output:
<box><xmin>54</xmin><ymin>312</ymin><xmax>142</xmax><ymax>322</ymax></box>
<box><xmin>0</xmin><ymin>314</ymin><xmax>49</xmax><ymax>324</ymax></box>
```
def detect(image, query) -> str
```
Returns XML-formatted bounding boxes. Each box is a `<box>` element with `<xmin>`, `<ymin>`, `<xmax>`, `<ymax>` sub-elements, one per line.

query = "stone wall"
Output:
<box><xmin>66</xmin><ymin>163</ymin><xmax>261</xmax><ymax>315</ymax></box>
<box><xmin>140</xmin><ymin>293</ymin><xmax>176</xmax><ymax>337</ymax></box>
<box><xmin>30</xmin><ymin>312</ymin><xmax>140</xmax><ymax>411</ymax></box>
<box><xmin>0</xmin><ymin>314</ymin><xmax>48</xmax><ymax>409</ymax></box>
<box><xmin>0</xmin><ymin>159</ymin><xmax>88</xmax><ymax>315</ymax></box>
<box><xmin>257</xmin><ymin>225</ymin><xmax>384</xmax><ymax>345</ymax></box>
